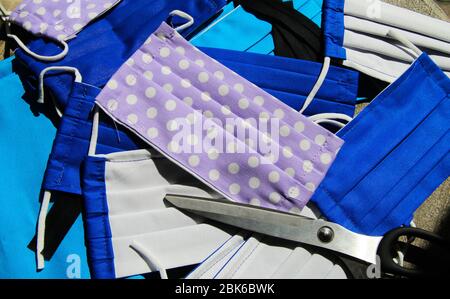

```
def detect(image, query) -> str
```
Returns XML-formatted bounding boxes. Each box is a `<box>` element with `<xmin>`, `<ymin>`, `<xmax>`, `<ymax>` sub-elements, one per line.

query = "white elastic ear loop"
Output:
<box><xmin>36</xmin><ymin>68</ymin><xmax>83</xmax><ymax>270</ymax></box>
<box><xmin>38</xmin><ymin>66</ymin><xmax>82</xmax><ymax>117</ymax></box>
<box><xmin>5</xmin><ymin>23</ymin><xmax>69</xmax><ymax>61</ymax></box>
<box><xmin>169</xmin><ymin>10</ymin><xmax>194</xmax><ymax>32</ymax></box>
<box><xmin>36</xmin><ymin>190</ymin><xmax>51</xmax><ymax>270</ymax></box>
<box><xmin>309</xmin><ymin>113</ymin><xmax>353</xmax><ymax>129</ymax></box>
<box><xmin>88</xmin><ymin>106</ymin><xmax>100</xmax><ymax>156</ymax></box>
<box><xmin>387</xmin><ymin>30</ymin><xmax>423</xmax><ymax>59</ymax></box>
<box><xmin>301</xmin><ymin>57</ymin><xmax>331</xmax><ymax>114</ymax></box>
<box><xmin>130</xmin><ymin>241</ymin><xmax>168</xmax><ymax>279</ymax></box>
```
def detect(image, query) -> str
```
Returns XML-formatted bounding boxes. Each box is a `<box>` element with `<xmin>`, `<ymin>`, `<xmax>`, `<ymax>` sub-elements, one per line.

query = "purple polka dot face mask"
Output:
<box><xmin>8</xmin><ymin>0</ymin><xmax>121</xmax><ymax>60</ymax></box>
<box><xmin>96</xmin><ymin>22</ymin><xmax>344</xmax><ymax>214</ymax></box>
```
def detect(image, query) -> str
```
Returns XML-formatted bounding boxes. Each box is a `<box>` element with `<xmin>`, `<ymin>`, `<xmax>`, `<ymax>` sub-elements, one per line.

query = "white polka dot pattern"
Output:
<box><xmin>10</xmin><ymin>0</ymin><xmax>122</xmax><ymax>41</ymax></box>
<box><xmin>96</xmin><ymin>22</ymin><xmax>344</xmax><ymax>214</ymax></box>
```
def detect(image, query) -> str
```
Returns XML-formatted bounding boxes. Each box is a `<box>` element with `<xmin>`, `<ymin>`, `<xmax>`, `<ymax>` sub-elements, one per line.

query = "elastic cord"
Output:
<box><xmin>309</xmin><ymin>113</ymin><xmax>353</xmax><ymax>129</ymax></box>
<box><xmin>36</xmin><ymin>190</ymin><xmax>51</xmax><ymax>270</ymax></box>
<box><xmin>169</xmin><ymin>10</ymin><xmax>194</xmax><ymax>32</ymax></box>
<box><xmin>314</xmin><ymin>119</ymin><xmax>346</xmax><ymax>129</ymax></box>
<box><xmin>88</xmin><ymin>106</ymin><xmax>100</xmax><ymax>156</ymax></box>
<box><xmin>301</xmin><ymin>57</ymin><xmax>331</xmax><ymax>114</ymax></box>
<box><xmin>38</xmin><ymin>66</ymin><xmax>82</xmax><ymax>117</ymax></box>
<box><xmin>130</xmin><ymin>241</ymin><xmax>168</xmax><ymax>279</ymax></box>
<box><xmin>6</xmin><ymin>22</ymin><xmax>69</xmax><ymax>61</ymax></box>
<box><xmin>309</xmin><ymin>113</ymin><xmax>353</xmax><ymax>123</ymax></box>
<box><xmin>387</xmin><ymin>30</ymin><xmax>423</xmax><ymax>59</ymax></box>
<box><xmin>35</xmin><ymin>66</ymin><xmax>82</xmax><ymax>270</ymax></box>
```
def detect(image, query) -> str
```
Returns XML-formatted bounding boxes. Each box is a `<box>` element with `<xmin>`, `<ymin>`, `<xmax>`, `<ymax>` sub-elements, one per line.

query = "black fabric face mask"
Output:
<box><xmin>234</xmin><ymin>0</ymin><xmax>323</xmax><ymax>62</ymax></box>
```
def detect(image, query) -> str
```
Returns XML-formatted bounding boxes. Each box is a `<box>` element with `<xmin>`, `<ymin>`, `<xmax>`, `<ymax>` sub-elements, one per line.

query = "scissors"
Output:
<box><xmin>166</xmin><ymin>195</ymin><xmax>450</xmax><ymax>279</ymax></box>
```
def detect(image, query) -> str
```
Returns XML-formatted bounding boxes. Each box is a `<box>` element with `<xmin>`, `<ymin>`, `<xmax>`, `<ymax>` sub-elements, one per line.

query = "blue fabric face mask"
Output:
<box><xmin>14</xmin><ymin>0</ymin><xmax>226</xmax><ymax>109</ymax></box>
<box><xmin>312</xmin><ymin>53</ymin><xmax>450</xmax><ymax>236</ymax></box>
<box><xmin>202</xmin><ymin>47</ymin><xmax>358</xmax><ymax>117</ymax></box>
<box><xmin>0</xmin><ymin>57</ymin><xmax>88</xmax><ymax>278</ymax></box>
<box><xmin>191</xmin><ymin>0</ymin><xmax>323</xmax><ymax>54</ymax></box>
<box><xmin>35</xmin><ymin>81</ymin><xmax>148</xmax><ymax>270</ymax></box>
<box><xmin>43</xmin><ymin>83</ymin><xmax>145</xmax><ymax>195</ymax></box>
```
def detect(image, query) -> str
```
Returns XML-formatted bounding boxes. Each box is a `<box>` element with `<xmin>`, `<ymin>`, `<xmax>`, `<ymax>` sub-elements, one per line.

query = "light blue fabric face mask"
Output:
<box><xmin>0</xmin><ymin>57</ymin><xmax>89</xmax><ymax>279</ymax></box>
<box><xmin>191</xmin><ymin>0</ymin><xmax>323</xmax><ymax>54</ymax></box>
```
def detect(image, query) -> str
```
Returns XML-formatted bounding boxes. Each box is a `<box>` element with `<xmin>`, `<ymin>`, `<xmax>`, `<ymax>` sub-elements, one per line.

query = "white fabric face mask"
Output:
<box><xmin>186</xmin><ymin>233</ymin><xmax>250</xmax><ymax>279</ymax></box>
<box><xmin>83</xmin><ymin>112</ymin><xmax>236</xmax><ymax>279</ymax></box>
<box><xmin>187</xmin><ymin>204</ymin><xmax>347</xmax><ymax>279</ymax></box>
<box><xmin>323</xmin><ymin>0</ymin><xmax>450</xmax><ymax>82</ymax></box>
<box><xmin>187</xmin><ymin>233</ymin><xmax>347</xmax><ymax>279</ymax></box>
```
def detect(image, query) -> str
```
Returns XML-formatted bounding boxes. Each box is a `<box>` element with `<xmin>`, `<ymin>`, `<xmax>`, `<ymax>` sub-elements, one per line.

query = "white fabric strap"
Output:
<box><xmin>387</xmin><ymin>30</ymin><xmax>423</xmax><ymax>59</ymax></box>
<box><xmin>38</xmin><ymin>66</ymin><xmax>82</xmax><ymax>117</ymax></box>
<box><xmin>5</xmin><ymin>23</ymin><xmax>69</xmax><ymax>61</ymax></box>
<box><xmin>36</xmin><ymin>190</ymin><xmax>51</xmax><ymax>270</ymax></box>
<box><xmin>169</xmin><ymin>10</ymin><xmax>194</xmax><ymax>32</ymax></box>
<box><xmin>309</xmin><ymin>113</ymin><xmax>353</xmax><ymax>123</ymax></box>
<box><xmin>36</xmin><ymin>67</ymin><xmax>82</xmax><ymax>270</ymax></box>
<box><xmin>88</xmin><ymin>106</ymin><xmax>100</xmax><ymax>156</ymax></box>
<box><xmin>301</xmin><ymin>57</ymin><xmax>331</xmax><ymax>114</ymax></box>
<box><xmin>130</xmin><ymin>241</ymin><xmax>168</xmax><ymax>279</ymax></box>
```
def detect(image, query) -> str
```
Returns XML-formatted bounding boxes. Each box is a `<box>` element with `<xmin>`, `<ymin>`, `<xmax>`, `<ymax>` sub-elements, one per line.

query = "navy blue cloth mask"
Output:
<box><xmin>14</xmin><ymin>0</ymin><xmax>226</xmax><ymax>109</ymax></box>
<box><xmin>312</xmin><ymin>53</ymin><xmax>450</xmax><ymax>236</ymax></box>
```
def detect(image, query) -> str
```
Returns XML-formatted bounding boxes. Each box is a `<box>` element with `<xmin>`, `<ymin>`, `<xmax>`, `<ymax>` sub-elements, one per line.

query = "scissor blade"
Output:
<box><xmin>166</xmin><ymin>195</ymin><xmax>382</xmax><ymax>264</ymax></box>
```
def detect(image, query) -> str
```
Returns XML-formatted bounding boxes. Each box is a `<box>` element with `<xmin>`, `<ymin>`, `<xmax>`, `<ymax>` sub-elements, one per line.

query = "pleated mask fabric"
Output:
<box><xmin>188</xmin><ymin>233</ymin><xmax>347</xmax><ymax>279</ymax></box>
<box><xmin>312</xmin><ymin>53</ymin><xmax>450</xmax><ymax>236</ymax></box>
<box><xmin>14</xmin><ymin>0</ymin><xmax>226</xmax><ymax>107</ymax></box>
<box><xmin>191</xmin><ymin>0</ymin><xmax>323</xmax><ymax>55</ymax></box>
<box><xmin>322</xmin><ymin>0</ymin><xmax>450</xmax><ymax>82</ymax></box>
<box><xmin>202</xmin><ymin>47</ymin><xmax>359</xmax><ymax>117</ymax></box>
<box><xmin>8</xmin><ymin>0</ymin><xmax>122</xmax><ymax>60</ymax></box>
<box><xmin>43</xmin><ymin>82</ymin><xmax>145</xmax><ymax>196</ymax></box>
<box><xmin>187</xmin><ymin>205</ymin><xmax>347</xmax><ymax>279</ymax></box>
<box><xmin>83</xmin><ymin>149</ymin><xmax>236</xmax><ymax>279</ymax></box>
<box><xmin>96</xmin><ymin>22</ymin><xmax>344</xmax><ymax>213</ymax></box>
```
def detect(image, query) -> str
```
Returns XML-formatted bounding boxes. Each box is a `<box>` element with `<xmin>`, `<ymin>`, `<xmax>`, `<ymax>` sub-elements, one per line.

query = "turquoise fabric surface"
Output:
<box><xmin>192</xmin><ymin>0</ymin><xmax>322</xmax><ymax>54</ymax></box>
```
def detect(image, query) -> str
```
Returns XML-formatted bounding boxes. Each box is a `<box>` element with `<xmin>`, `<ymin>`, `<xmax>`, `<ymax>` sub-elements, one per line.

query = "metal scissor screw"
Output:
<box><xmin>318</xmin><ymin>226</ymin><xmax>335</xmax><ymax>243</ymax></box>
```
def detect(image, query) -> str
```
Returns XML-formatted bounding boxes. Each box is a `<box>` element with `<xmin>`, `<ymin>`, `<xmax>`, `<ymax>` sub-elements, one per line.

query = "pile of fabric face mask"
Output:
<box><xmin>0</xmin><ymin>0</ymin><xmax>448</xmax><ymax>279</ymax></box>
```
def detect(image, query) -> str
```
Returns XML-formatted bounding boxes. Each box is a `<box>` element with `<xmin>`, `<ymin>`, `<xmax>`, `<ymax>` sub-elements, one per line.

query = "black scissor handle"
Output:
<box><xmin>378</xmin><ymin>227</ymin><xmax>450</xmax><ymax>278</ymax></box>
